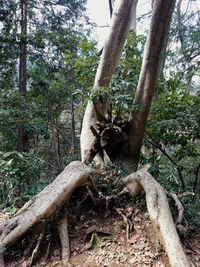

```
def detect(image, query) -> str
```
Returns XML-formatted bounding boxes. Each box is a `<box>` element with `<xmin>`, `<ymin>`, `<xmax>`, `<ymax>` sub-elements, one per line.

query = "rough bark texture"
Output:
<box><xmin>130</xmin><ymin>0</ymin><xmax>138</xmax><ymax>33</ymax></box>
<box><xmin>0</xmin><ymin>161</ymin><xmax>96</xmax><ymax>247</ymax></box>
<box><xmin>18</xmin><ymin>0</ymin><xmax>28</xmax><ymax>152</ymax></box>
<box><xmin>80</xmin><ymin>0</ymin><xmax>138</xmax><ymax>164</ymax></box>
<box><xmin>123</xmin><ymin>171</ymin><xmax>191</xmax><ymax>267</ymax></box>
<box><xmin>127</xmin><ymin>0</ymin><xmax>176</xmax><ymax>170</ymax></box>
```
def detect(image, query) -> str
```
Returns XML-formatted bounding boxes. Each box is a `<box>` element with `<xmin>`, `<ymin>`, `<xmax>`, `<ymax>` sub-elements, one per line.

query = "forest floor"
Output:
<box><xmin>2</xmin><ymin>193</ymin><xmax>200</xmax><ymax>267</ymax></box>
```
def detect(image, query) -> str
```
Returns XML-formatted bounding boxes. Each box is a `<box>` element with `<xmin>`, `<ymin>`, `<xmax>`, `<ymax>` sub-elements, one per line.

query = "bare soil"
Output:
<box><xmin>3</xmin><ymin>200</ymin><xmax>200</xmax><ymax>267</ymax></box>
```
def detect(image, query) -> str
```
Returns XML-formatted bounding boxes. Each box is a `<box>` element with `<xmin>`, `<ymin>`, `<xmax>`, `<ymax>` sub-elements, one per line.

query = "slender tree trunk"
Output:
<box><xmin>108</xmin><ymin>0</ymin><xmax>113</xmax><ymax>18</ymax></box>
<box><xmin>17</xmin><ymin>0</ymin><xmax>28</xmax><ymax>152</ymax></box>
<box><xmin>81</xmin><ymin>0</ymin><xmax>138</xmax><ymax>164</ymax></box>
<box><xmin>129</xmin><ymin>0</ymin><xmax>138</xmax><ymax>33</ymax></box>
<box><xmin>81</xmin><ymin>0</ymin><xmax>175</xmax><ymax>174</ymax></box>
<box><xmin>70</xmin><ymin>95</ymin><xmax>76</xmax><ymax>155</ymax></box>
<box><xmin>177</xmin><ymin>0</ymin><xmax>193</xmax><ymax>95</ymax></box>
<box><xmin>126</xmin><ymin>0</ymin><xmax>176</xmax><ymax>171</ymax></box>
<box><xmin>52</xmin><ymin>121</ymin><xmax>61</xmax><ymax>173</ymax></box>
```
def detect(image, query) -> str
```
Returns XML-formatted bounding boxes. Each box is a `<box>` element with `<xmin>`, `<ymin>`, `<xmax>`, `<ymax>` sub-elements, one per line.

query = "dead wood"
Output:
<box><xmin>84</xmin><ymin>121</ymin><xmax>129</xmax><ymax>164</ymax></box>
<box><xmin>123</xmin><ymin>171</ymin><xmax>191</xmax><ymax>267</ymax></box>
<box><xmin>0</xmin><ymin>161</ymin><xmax>97</xmax><ymax>255</ymax></box>
<box><xmin>29</xmin><ymin>230</ymin><xmax>44</xmax><ymax>267</ymax></box>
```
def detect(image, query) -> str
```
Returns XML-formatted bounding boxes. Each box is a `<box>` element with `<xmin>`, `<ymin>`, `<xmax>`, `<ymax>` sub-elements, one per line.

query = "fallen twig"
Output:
<box><xmin>29</xmin><ymin>230</ymin><xmax>45</xmax><ymax>267</ymax></box>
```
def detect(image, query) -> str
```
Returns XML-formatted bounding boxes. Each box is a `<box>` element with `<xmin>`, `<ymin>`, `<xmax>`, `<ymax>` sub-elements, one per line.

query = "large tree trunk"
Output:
<box><xmin>0</xmin><ymin>161</ymin><xmax>191</xmax><ymax>267</ymax></box>
<box><xmin>123</xmin><ymin>0</ymin><xmax>176</xmax><ymax>171</ymax></box>
<box><xmin>80</xmin><ymin>0</ymin><xmax>175</xmax><ymax>173</ymax></box>
<box><xmin>17</xmin><ymin>0</ymin><xmax>28</xmax><ymax>152</ymax></box>
<box><xmin>80</xmin><ymin>0</ymin><xmax>138</xmax><ymax>164</ymax></box>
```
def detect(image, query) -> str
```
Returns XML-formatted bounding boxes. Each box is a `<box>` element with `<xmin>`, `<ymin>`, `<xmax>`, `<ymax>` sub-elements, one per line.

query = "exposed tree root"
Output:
<box><xmin>167</xmin><ymin>192</ymin><xmax>184</xmax><ymax>224</ymax></box>
<box><xmin>0</xmin><ymin>161</ymin><xmax>192</xmax><ymax>267</ymax></box>
<box><xmin>44</xmin><ymin>237</ymin><xmax>51</xmax><ymax>263</ymax></box>
<box><xmin>0</xmin><ymin>161</ymin><xmax>97</xmax><ymax>266</ymax></box>
<box><xmin>57</xmin><ymin>208</ymin><xmax>70</xmax><ymax>265</ymax></box>
<box><xmin>123</xmin><ymin>171</ymin><xmax>191</xmax><ymax>267</ymax></box>
<box><xmin>115</xmin><ymin>208</ymin><xmax>133</xmax><ymax>240</ymax></box>
<box><xmin>166</xmin><ymin>191</ymin><xmax>195</xmax><ymax>237</ymax></box>
<box><xmin>29</xmin><ymin>230</ymin><xmax>44</xmax><ymax>267</ymax></box>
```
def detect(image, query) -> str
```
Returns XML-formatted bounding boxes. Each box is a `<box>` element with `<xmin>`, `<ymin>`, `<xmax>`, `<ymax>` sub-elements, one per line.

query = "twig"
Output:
<box><xmin>167</xmin><ymin>192</ymin><xmax>184</xmax><ymax>225</ymax></box>
<box><xmin>115</xmin><ymin>208</ymin><xmax>133</xmax><ymax>240</ymax></box>
<box><xmin>145</xmin><ymin>136</ymin><xmax>185</xmax><ymax>190</ymax></box>
<box><xmin>178</xmin><ymin>192</ymin><xmax>195</xmax><ymax>199</ymax></box>
<box><xmin>29</xmin><ymin>231</ymin><xmax>45</xmax><ymax>267</ymax></box>
<box><xmin>44</xmin><ymin>238</ymin><xmax>51</xmax><ymax>263</ymax></box>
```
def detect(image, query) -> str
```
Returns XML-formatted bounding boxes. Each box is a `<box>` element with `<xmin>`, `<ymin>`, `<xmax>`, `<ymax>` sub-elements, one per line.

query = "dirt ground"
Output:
<box><xmin>2</xmin><ymin>200</ymin><xmax>200</xmax><ymax>267</ymax></box>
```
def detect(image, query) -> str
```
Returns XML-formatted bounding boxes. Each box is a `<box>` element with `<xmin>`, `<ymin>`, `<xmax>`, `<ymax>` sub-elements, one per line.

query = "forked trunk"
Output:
<box><xmin>81</xmin><ymin>0</ymin><xmax>175</xmax><ymax>173</ymax></box>
<box><xmin>81</xmin><ymin>0</ymin><xmax>138</xmax><ymax>164</ymax></box>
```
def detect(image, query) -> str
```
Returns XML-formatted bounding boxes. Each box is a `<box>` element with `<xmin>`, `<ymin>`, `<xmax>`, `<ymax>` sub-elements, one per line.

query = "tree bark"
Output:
<box><xmin>126</xmin><ymin>0</ymin><xmax>176</xmax><ymax>171</ymax></box>
<box><xmin>70</xmin><ymin>94</ymin><xmax>76</xmax><ymax>155</ymax></box>
<box><xmin>81</xmin><ymin>0</ymin><xmax>175</xmax><ymax>173</ymax></box>
<box><xmin>81</xmin><ymin>0</ymin><xmax>138</xmax><ymax>164</ymax></box>
<box><xmin>123</xmin><ymin>171</ymin><xmax>191</xmax><ymax>267</ymax></box>
<box><xmin>17</xmin><ymin>0</ymin><xmax>28</xmax><ymax>152</ymax></box>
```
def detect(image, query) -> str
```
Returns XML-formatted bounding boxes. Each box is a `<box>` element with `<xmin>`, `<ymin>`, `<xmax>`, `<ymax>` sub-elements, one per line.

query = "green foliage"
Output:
<box><xmin>166</xmin><ymin>1</ymin><xmax>200</xmax><ymax>90</ymax></box>
<box><xmin>0</xmin><ymin>151</ymin><xmax>44</xmax><ymax>209</ymax></box>
<box><xmin>109</xmin><ymin>32</ymin><xmax>145</xmax><ymax>118</ymax></box>
<box><xmin>0</xmin><ymin>0</ymin><xmax>91</xmax><ymax>212</ymax></box>
<box><xmin>64</xmin><ymin>38</ymin><xmax>99</xmax><ymax>87</ymax></box>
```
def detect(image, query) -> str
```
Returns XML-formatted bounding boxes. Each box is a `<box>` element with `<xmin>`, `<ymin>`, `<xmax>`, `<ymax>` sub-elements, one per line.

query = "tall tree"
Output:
<box><xmin>0</xmin><ymin>0</ymin><xmax>88</xmax><ymax>153</ymax></box>
<box><xmin>166</xmin><ymin>0</ymin><xmax>200</xmax><ymax>94</ymax></box>
<box><xmin>81</xmin><ymin>0</ymin><xmax>138</xmax><ymax>165</ymax></box>
<box><xmin>17</xmin><ymin>0</ymin><xmax>28</xmax><ymax>151</ymax></box>
<box><xmin>81</xmin><ymin>0</ymin><xmax>176</xmax><ymax>172</ymax></box>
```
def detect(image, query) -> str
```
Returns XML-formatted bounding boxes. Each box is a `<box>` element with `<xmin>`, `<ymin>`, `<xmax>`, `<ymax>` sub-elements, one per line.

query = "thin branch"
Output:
<box><xmin>145</xmin><ymin>137</ymin><xmax>185</xmax><ymax>190</ymax></box>
<box><xmin>108</xmin><ymin>0</ymin><xmax>113</xmax><ymax>18</ymax></box>
<box><xmin>178</xmin><ymin>191</ymin><xmax>195</xmax><ymax>199</ymax></box>
<box><xmin>167</xmin><ymin>192</ymin><xmax>184</xmax><ymax>225</ymax></box>
<box><xmin>137</xmin><ymin>11</ymin><xmax>151</xmax><ymax>22</ymax></box>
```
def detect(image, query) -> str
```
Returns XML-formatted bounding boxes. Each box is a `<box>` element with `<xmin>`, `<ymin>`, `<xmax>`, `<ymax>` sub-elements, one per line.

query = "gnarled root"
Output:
<box><xmin>0</xmin><ymin>162</ymin><xmax>192</xmax><ymax>267</ymax></box>
<box><xmin>123</xmin><ymin>171</ymin><xmax>191</xmax><ymax>267</ymax></box>
<box><xmin>0</xmin><ymin>161</ymin><xmax>97</xmax><ymax>265</ymax></box>
<box><xmin>57</xmin><ymin>208</ymin><xmax>70</xmax><ymax>265</ymax></box>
